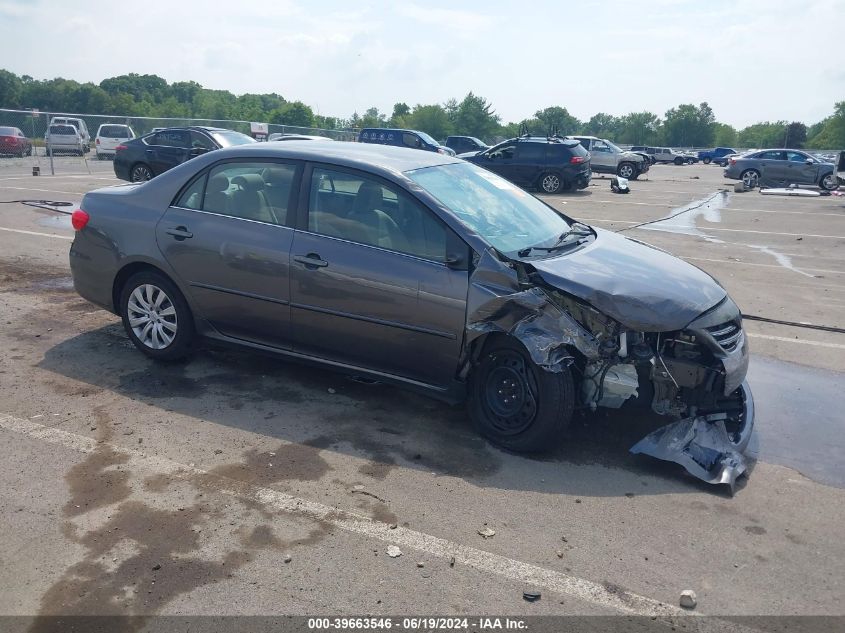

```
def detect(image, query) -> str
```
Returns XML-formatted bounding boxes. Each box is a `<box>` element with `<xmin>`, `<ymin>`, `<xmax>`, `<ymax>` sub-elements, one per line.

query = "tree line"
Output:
<box><xmin>1</xmin><ymin>69</ymin><xmax>842</xmax><ymax>149</ymax></box>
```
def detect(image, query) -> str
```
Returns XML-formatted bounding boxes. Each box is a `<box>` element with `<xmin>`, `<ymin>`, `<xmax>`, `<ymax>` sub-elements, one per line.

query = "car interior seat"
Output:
<box><xmin>203</xmin><ymin>173</ymin><xmax>231</xmax><ymax>214</ymax></box>
<box><xmin>261</xmin><ymin>166</ymin><xmax>294</xmax><ymax>224</ymax></box>
<box><xmin>230</xmin><ymin>173</ymin><xmax>277</xmax><ymax>224</ymax></box>
<box><xmin>347</xmin><ymin>181</ymin><xmax>408</xmax><ymax>250</ymax></box>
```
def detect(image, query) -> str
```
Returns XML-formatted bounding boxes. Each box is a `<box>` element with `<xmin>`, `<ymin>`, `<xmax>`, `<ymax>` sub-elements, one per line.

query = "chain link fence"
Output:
<box><xmin>0</xmin><ymin>108</ymin><xmax>359</xmax><ymax>175</ymax></box>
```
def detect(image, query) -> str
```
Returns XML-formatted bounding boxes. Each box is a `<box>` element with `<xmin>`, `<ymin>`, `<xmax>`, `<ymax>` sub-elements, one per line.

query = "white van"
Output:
<box><xmin>49</xmin><ymin>117</ymin><xmax>91</xmax><ymax>152</ymax></box>
<box><xmin>95</xmin><ymin>123</ymin><xmax>135</xmax><ymax>159</ymax></box>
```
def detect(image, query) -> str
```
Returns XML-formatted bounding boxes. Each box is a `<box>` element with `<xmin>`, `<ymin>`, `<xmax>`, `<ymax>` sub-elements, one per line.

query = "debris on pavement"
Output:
<box><xmin>152</xmin><ymin>563</ymin><xmax>161</xmax><ymax>571</ymax></box>
<box><xmin>284</xmin><ymin>555</ymin><xmax>292</xmax><ymax>563</ymax></box>
<box><xmin>556</xmin><ymin>550</ymin><xmax>564</xmax><ymax>558</ymax></box>
<box><xmin>680</xmin><ymin>589</ymin><xmax>697</xmax><ymax>609</ymax></box>
<box><xmin>610</xmin><ymin>176</ymin><xmax>630</xmax><ymax>194</ymax></box>
<box><xmin>631</xmin><ymin>414</ymin><xmax>747</xmax><ymax>492</ymax></box>
<box><xmin>386</xmin><ymin>545</ymin><xmax>402</xmax><ymax>558</ymax></box>
<box><xmin>416</xmin><ymin>562</ymin><xmax>425</xmax><ymax>568</ymax></box>
<box><xmin>477</xmin><ymin>527</ymin><xmax>496</xmax><ymax>539</ymax></box>
<box><xmin>523</xmin><ymin>590</ymin><xmax>541</xmax><ymax>602</ymax></box>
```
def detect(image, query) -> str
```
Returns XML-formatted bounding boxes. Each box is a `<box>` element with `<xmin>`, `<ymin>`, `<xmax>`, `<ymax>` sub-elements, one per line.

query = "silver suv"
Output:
<box><xmin>568</xmin><ymin>136</ymin><xmax>649</xmax><ymax>180</ymax></box>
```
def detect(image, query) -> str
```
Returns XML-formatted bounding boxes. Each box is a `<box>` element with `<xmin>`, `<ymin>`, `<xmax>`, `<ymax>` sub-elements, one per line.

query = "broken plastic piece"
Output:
<box><xmin>630</xmin><ymin>414</ymin><xmax>747</xmax><ymax>492</ymax></box>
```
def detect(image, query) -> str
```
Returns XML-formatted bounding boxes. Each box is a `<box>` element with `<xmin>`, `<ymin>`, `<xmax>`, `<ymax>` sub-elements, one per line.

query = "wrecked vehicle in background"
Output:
<box><xmin>68</xmin><ymin>142</ymin><xmax>754</xmax><ymax>489</ymax></box>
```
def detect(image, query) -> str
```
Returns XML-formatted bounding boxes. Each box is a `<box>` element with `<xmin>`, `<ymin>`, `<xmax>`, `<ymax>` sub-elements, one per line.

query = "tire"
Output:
<box><xmin>820</xmin><ymin>173</ymin><xmax>838</xmax><ymax>191</ymax></box>
<box><xmin>617</xmin><ymin>162</ymin><xmax>635</xmax><ymax>179</ymax></box>
<box><xmin>539</xmin><ymin>171</ymin><xmax>564</xmax><ymax>194</ymax></box>
<box><xmin>119</xmin><ymin>270</ymin><xmax>195</xmax><ymax>361</ymax></box>
<box><xmin>468</xmin><ymin>337</ymin><xmax>574</xmax><ymax>453</ymax></box>
<box><xmin>674</xmin><ymin>157</ymin><xmax>684</xmax><ymax>165</ymax></box>
<box><xmin>740</xmin><ymin>169</ymin><xmax>760</xmax><ymax>188</ymax></box>
<box><xmin>702</xmin><ymin>157</ymin><xmax>712</xmax><ymax>165</ymax></box>
<box><xmin>130</xmin><ymin>163</ymin><xmax>154</xmax><ymax>182</ymax></box>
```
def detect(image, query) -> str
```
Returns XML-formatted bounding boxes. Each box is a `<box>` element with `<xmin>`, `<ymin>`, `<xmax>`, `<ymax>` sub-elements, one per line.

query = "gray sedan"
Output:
<box><xmin>724</xmin><ymin>148</ymin><xmax>837</xmax><ymax>189</ymax></box>
<box><xmin>69</xmin><ymin>142</ymin><xmax>753</xmax><ymax>485</ymax></box>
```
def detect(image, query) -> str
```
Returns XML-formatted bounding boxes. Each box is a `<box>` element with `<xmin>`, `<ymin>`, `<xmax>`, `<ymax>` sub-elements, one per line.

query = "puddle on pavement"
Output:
<box><xmin>37</xmin><ymin>214</ymin><xmax>73</xmax><ymax>230</ymax></box>
<box><xmin>642</xmin><ymin>191</ymin><xmax>815</xmax><ymax>277</ymax></box>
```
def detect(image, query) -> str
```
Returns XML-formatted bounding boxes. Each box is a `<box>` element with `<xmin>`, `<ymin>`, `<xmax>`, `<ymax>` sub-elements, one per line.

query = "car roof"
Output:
<box><xmin>197</xmin><ymin>141</ymin><xmax>460</xmax><ymax>174</ymax></box>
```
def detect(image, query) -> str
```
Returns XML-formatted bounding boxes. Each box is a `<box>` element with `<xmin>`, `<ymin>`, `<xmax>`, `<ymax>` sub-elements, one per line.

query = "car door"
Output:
<box><xmin>288</xmin><ymin>165</ymin><xmax>469</xmax><ymax>387</ymax></box>
<box><xmin>146</xmin><ymin>130</ymin><xmax>191</xmax><ymax>175</ymax></box>
<box><xmin>785</xmin><ymin>151</ymin><xmax>818</xmax><ymax>185</ymax></box>
<box><xmin>155</xmin><ymin>160</ymin><xmax>301</xmax><ymax>349</ymax></box>
<box><xmin>475</xmin><ymin>141</ymin><xmax>518</xmax><ymax>182</ymax></box>
<box><xmin>512</xmin><ymin>141</ymin><xmax>546</xmax><ymax>186</ymax></box>
<box><xmin>589</xmin><ymin>139</ymin><xmax>614</xmax><ymax>170</ymax></box>
<box><xmin>755</xmin><ymin>150</ymin><xmax>787</xmax><ymax>182</ymax></box>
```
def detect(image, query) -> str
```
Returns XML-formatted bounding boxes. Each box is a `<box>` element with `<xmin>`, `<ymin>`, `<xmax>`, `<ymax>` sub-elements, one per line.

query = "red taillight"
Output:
<box><xmin>729</xmin><ymin>159</ymin><xmax>736</xmax><ymax>165</ymax></box>
<box><xmin>1</xmin><ymin>136</ymin><xmax>17</xmax><ymax>144</ymax></box>
<box><xmin>570</xmin><ymin>156</ymin><xmax>587</xmax><ymax>164</ymax></box>
<box><xmin>71</xmin><ymin>209</ymin><xmax>90</xmax><ymax>231</ymax></box>
<box><xmin>96</xmin><ymin>138</ymin><xmax>100</xmax><ymax>145</ymax></box>
<box><xmin>115</xmin><ymin>144</ymin><xmax>127</xmax><ymax>151</ymax></box>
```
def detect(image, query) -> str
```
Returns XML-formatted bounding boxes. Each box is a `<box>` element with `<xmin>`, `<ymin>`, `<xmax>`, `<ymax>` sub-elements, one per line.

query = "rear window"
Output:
<box><xmin>546</xmin><ymin>144</ymin><xmax>576</xmax><ymax>162</ymax></box>
<box><xmin>49</xmin><ymin>125</ymin><xmax>77</xmax><ymax>135</ymax></box>
<box><xmin>99</xmin><ymin>125</ymin><xmax>131</xmax><ymax>138</ymax></box>
<box><xmin>0</xmin><ymin>127</ymin><xmax>17</xmax><ymax>135</ymax></box>
<box><xmin>516</xmin><ymin>142</ymin><xmax>546</xmax><ymax>161</ymax></box>
<box><xmin>208</xmin><ymin>130</ymin><xmax>256</xmax><ymax>147</ymax></box>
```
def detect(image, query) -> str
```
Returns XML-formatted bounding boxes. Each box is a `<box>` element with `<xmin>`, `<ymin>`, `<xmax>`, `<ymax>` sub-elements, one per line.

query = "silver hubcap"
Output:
<box><xmin>619</xmin><ymin>165</ymin><xmax>633</xmax><ymax>177</ymax></box>
<box><xmin>127</xmin><ymin>284</ymin><xmax>177</xmax><ymax>349</ymax></box>
<box><xmin>742</xmin><ymin>171</ymin><xmax>759</xmax><ymax>186</ymax></box>
<box><xmin>542</xmin><ymin>174</ymin><xmax>560</xmax><ymax>192</ymax></box>
<box><xmin>822</xmin><ymin>175</ymin><xmax>835</xmax><ymax>189</ymax></box>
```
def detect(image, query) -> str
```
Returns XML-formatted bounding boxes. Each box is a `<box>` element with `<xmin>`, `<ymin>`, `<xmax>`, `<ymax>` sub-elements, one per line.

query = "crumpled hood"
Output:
<box><xmin>619</xmin><ymin>150</ymin><xmax>645</xmax><ymax>162</ymax></box>
<box><xmin>529</xmin><ymin>228</ymin><xmax>726</xmax><ymax>331</ymax></box>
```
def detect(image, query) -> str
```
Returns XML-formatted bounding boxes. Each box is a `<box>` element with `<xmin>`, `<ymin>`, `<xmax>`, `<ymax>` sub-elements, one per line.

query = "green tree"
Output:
<box><xmin>736</xmin><ymin>121</ymin><xmax>788</xmax><ymax>148</ymax></box>
<box><xmin>270</xmin><ymin>101</ymin><xmax>314</xmax><ymax>127</ymax></box>
<box><xmin>390</xmin><ymin>102</ymin><xmax>410</xmax><ymax>126</ymax></box>
<box><xmin>360</xmin><ymin>107</ymin><xmax>387</xmax><ymax>128</ymax></box>
<box><xmin>806</xmin><ymin>102</ymin><xmax>845</xmax><ymax>149</ymax></box>
<box><xmin>583</xmin><ymin>113</ymin><xmax>620</xmax><ymax>138</ymax></box>
<box><xmin>0</xmin><ymin>69</ymin><xmax>23</xmax><ymax>108</ymax></box>
<box><xmin>784</xmin><ymin>121</ymin><xmax>807</xmax><ymax>148</ymax></box>
<box><xmin>451</xmin><ymin>92</ymin><xmax>500</xmax><ymax>138</ymax></box>
<box><xmin>713</xmin><ymin>122</ymin><xmax>737</xmax><ymax>147</ymax></box>
<box><xmin>663</xmin><ymin>102</ymin><xmax>716</xmax><ymax>147</ymax></box>
<box><xmin>616</xmin><ymin>111</ymin><xmax>661</xmax><ymax>145</ymax></box>
<box><xmin>533</xmin><ymin>106</ymin><xmax>580</xmax><ymax>135</ymax></box>
<box><xmin>406</xmin><ymin>104</ymin><xmax>452</xmax><ymax>140</ymax></box>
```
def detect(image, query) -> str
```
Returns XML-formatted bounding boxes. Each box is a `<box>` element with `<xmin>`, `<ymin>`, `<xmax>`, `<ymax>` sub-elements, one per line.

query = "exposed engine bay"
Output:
<box><xmin>465</xmin><ymin>247</ymin><xmax>754</xmax><ymax>491</ymax></box>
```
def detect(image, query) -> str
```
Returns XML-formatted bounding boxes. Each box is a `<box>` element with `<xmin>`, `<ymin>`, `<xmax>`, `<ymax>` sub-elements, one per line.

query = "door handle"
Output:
<box><xmin>165</xmin><ymin>226</ymin><xmax>193</xmax><ymax>240</ymax></box>
<box><xmin>294</xmin><ymin>253</ymin><xmax>328</xmax><ymax>268</ymax></box>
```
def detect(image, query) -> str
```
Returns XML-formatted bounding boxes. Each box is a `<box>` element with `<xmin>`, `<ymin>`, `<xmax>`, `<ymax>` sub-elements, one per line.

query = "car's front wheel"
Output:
<box><xmin>820</xmin><ymin>173</ymin><xmax>838</xmax><ymax>191</ymax></box>
<box><xmin>539</xmin><ymin>172</ymin><xmax>564</xmax><ymax>194</ymax></box>
<box><xmin>702</xmin><ymin>157</ymin><xmax>712</xmax><ymax>164</ymax></box>
<box><xmin>617</xmin><ymin>162</ymin><xmax>635</xmax><ymax>179</ymax></box>
<box><xmin>469</xmin><ymin>338</ymin><xmax>573</xmax><ymax>453</ymax></box>
<box><xmin>130</xmin><ymin>163</ymin><xmax>154</xmax><ymax>182</ymax></box>
<box><xmin>674</xmin><ymin>157</ymin><xmax>684</xmax><ymax>165</ymax></box>
<box><xmin>741</xmin><ymin>169</ymin><xmax>760</xmax><ymax>188</ymax></box>
<box><xmin>120</xmin><ymin>270</ymin><xmax>195</xmax><ymax>361</ymax></box>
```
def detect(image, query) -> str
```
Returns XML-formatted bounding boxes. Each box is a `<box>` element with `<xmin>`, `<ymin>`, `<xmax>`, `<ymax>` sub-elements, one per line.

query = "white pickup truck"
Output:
<box><xmin>569</xmin><ymin>136</ymin><xmax>650</xmax><ymax>180</ymax></box>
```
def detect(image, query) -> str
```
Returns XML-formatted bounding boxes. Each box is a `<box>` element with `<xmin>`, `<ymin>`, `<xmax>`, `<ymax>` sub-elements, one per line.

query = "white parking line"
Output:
<box><xmin>1</xmin><ymin>185</ymin><xmax>83</xmax><ymax>196</ymax></box>
<box><xmin>575</xmin><ymin>218</ymin><xmax>845</xmax><ymax>239</ymax></box>
<box><xmin>746</xmin><ymin>333</ymin><xmax>845</xmax><ymax>350</ymax></box>
<box><xmin>562</xmin><ymin>199</ymin><xmax>844</xmax><ymax>217</ymax></box>
<box><xmin>0</xmin><ymin>413</ymin><xmax>683</xmax><ymax>618</ymax></box>
<box><xmin>682</xmin><ymin>256</ymin><xmax>844</xmax><ymax>276</ymax></box>
<box><xmin>0</xmin><ymin>226</ymin><xmax>73</xmax><ymax>240</ymax></box>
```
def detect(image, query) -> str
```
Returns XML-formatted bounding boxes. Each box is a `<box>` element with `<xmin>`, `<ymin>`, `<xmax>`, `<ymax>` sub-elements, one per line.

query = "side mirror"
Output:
<box><xmin>189</xmin><ymin>147</ymin><xmax>208</xmax><ymax>157</ymax></box>
<box><xmin>805</xmin><ymin>159</ymin><xmax>813</xmax><ymax>165</ymax></box>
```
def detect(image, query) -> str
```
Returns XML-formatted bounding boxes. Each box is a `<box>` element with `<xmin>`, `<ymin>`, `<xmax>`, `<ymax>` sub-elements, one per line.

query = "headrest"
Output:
<box><xmin>208</xmin><ymin>173</ymin><xmax>229</xmax><ymax>192</ymax></box>
<box><xmin>232</xmin><ymin>173</ymin><xmax>265</xmax><ymax>192</ymax></box>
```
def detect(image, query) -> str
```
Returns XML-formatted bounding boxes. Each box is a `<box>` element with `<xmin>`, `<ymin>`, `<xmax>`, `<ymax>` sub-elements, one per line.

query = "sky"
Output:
<box><xmin>1</xmin><ymin>0</ymin><xmax>844</xmax><ymax>128</ymax></box>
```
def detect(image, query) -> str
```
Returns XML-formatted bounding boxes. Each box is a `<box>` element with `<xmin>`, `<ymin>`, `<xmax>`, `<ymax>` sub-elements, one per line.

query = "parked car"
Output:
<box><xmin>49</xmin><ymin>116</ymin><xmax>91</xmax><ymax>151</ymax></box>
<box><xmin>358</xmin><ymin>128</ymin><xmax>455</xmax><ymax>155</ymax></box>
<box><xmin>0</xmin><ymin>126</ymin><xmax>33</xmax><ymax>157</ymax></box>
<box><xmin>723</xmin><ymin>149</ymin><xmax>837</xmax><ymax>189</ymax></box>
<box><xmin>445</xmin><ymin>135</ymin><xmax>489</xmax><ymax>154</ymax></box>
<box><xmin>630</xmin><ymin>146</ymin><xmax>694</xmax><ymax>165</ymax></box>
<box><xmin>113</xmin><ymin>126</ymin><xmax>256</xmax><ymax>182</ymax></box>
<box><xmin>95</xmin><ymin>123</ymin><xmax>135</xmax><ymax>160</ymax></box>
<box><xmin>698</xmin><ymin>147</ymin><xmax>736</xmax><ymax>166</ymax></box>
<box><xmin>45</xmin><ymin>124</ymin><xmax>86</xmax><ymax>156</ymax></box>
<box><xmin>69</xmin><ymin>142</ymin><xmax>753</xmax><ymax>476</ymax></box>
<box><xmin>268</xmin><ymin>133</ymin><xmax>333</xmax><ymax>141</ymax></box>
<box><xmin>629</xmin><ymin>146</ymin><xmax>656</xmax><ymax>165</ymax></box>
<box><xmin>462</xmin><ymin>135</ymin><xmax>591</xmax><ymax>193</ymax></box>
<box><xmin>568</xmin><ymin>136</ymin><xmax>649</xmax><ymax>180</ymax></box>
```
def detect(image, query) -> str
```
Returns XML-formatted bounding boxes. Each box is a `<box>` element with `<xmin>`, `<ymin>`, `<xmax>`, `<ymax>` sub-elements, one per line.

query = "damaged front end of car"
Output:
<box><xmin>463</xmin><ymin>244</ymin><xmax>754</xmax><ymax>492</ymax></box>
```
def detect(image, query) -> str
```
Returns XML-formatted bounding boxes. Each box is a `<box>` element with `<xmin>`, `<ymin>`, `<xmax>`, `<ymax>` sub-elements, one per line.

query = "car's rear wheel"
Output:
<box><xmin>674</xmin><ymin>157</ymin><xmax>684</xmax><ymax>165</ymax></box>
<box><xmin>741</xmin><ymin>169</ymin><xmax>760</xmax><ymax>188</ymax></box>
<box><xmin>469</xmin><ymin>337</ymin><xmax>573</xmax><ymax>453</ymax></box>
<box><xmin>130</xmin><ymin>163</ymin><xmax>154</xmax><ymax>182</ymax></box>
<box><xmin>120</xmin><ymin>271</ymin><xmax>195</xmax><ymax>361</ymax></box>
<box><xmin>539</xmin><ymin>172</ymin><xmax>564</xmax><ymax>194</ymax></box>
<box><xmin>702</xmin><ymin>157</ymin><xmax>712</xmax><ymax>165</ymax></box>
<box><xmin>820</xmin><ymin>173</ymin><xmax>838</xmax><ymax>191</ymax></box>
<box><xmin>617</xmin><ymin>162</ymin><xmax>635</xmax><ymax>179</ymax></box>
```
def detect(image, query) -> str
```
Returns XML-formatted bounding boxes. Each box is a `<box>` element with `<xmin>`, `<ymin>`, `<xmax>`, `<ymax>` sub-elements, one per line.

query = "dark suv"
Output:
<box><xmin>445</xmin><ymin>135</ymin><xmax>489</xmax><ymax>154</ymax></box>
<box><xmin>463</xmin><ymin>136</ymin><xmax>590</xmax><ymax>193</ymax></box>
<box><xmin>113</xmin><ymin>126</ymin><xmax>255</xmax><ymax>182</ymax></box>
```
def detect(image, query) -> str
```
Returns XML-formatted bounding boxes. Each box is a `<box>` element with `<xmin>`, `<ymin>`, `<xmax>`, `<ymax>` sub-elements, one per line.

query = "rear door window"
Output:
<box><xmin>758</xmin><ymin>150</ymin><xmax>785</xmax><ymax>160</ymax></box>
<box><xmin>201</xmin><ymin>162</ymin><xmax>297</xmax><ymax>226</ymax></box>
<box><xmin>515</xmin><ymin>142</ymin><xmax>546</xmax><ymax>162</ymax></box>
<box><xmin>402</xmin><ymin>133</ymin><xmax>422</xmax><ymax>149</ymax></box>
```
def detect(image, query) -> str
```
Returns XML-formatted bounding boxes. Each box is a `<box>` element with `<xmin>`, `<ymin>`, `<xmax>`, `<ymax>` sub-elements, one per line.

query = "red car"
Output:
<box><xmin>0</xmin><ymin>126</ymin><xmax>33</xmax><ymax>157</ymax></box>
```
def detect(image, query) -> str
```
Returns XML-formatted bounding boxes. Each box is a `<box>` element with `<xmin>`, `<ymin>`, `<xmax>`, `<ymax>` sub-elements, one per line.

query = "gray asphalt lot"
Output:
<box><xmin>0</xmin><ymin>157</ymin><xmax>844</xmax><ymax>624</ymax></box>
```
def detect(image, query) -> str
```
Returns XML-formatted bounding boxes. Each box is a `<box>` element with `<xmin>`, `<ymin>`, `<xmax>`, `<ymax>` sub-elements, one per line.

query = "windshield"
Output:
<box><xmin>416</xmin><ymin>131</ymin><xmax>438</xmax><ymax>146</ymax></box>
<box><xmin>604</xmin><ymin>139</ymin><xmax>623</xmax><ymax>152</ymax></box>
<box><xmin>406</xmin><ymin>162</ymin><xmax>573</xmax><ymax>255</ymax></box>
<box><xmin>209</xmin><ymin>130</ymin><xmax>256</xmax><ymax>147</ymax></box>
